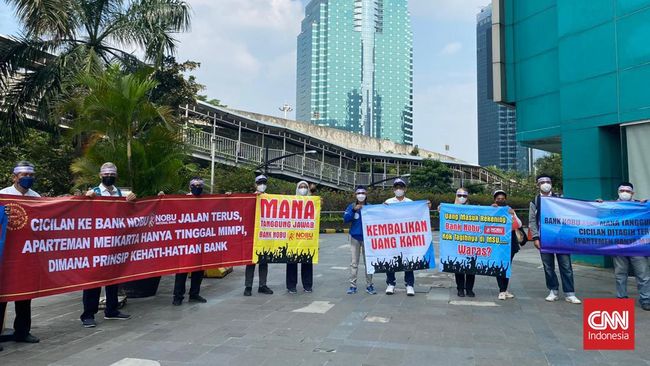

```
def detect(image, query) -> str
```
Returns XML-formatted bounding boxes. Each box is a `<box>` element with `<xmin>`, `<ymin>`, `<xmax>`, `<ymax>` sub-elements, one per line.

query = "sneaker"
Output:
<box><xmin>457</xmin><ymin>289</ymin><xmax>465</xmax><ymax>297</ymax></box>
<box><xmin>304</xmin><ymin>288</ymin><xmax>313</xmax><ymax>293</ymax></box>
<box><xmin>406</xmin><ymin>285</ymin><xmax>415</xmax><ymax>296</ymax></box>
<box><xmin>258</xmin><ymin>285</ymin><xmax>274</xmax><ymax>295</ymax></box>
<box><xmin>189</xmin><ymin>295</ymin><xmax>207</xmax><ymax>303</ymax></box>
<box><xmin>565</xmin><ymin>295</ymin><xmax>582</xmax><ymax>304</ymax></box>
<box><xmin>466</xmin><ymin>290</ymin><xmax>475</xmax><ymax>298</ymax></box>
<box><xmin>14</xmin><ymin>334</ymin><xmax>39</xmax><ymax>343</ymax></box>
<box><xmin>545</xmin><ymin>291</ymin><xmax>559</xmax><ymax>302</ymax></box>
<box><xmin>498</xmin><ymin>292</ymin><xmax>507</xmax><ymax>300</ymax></box>
<box><xmin>366</xmin><ymin>285</ymin><xmax>377</xmax><ymax>295</ymax></box>
<box><xmin>505</xmin><ymin>291</ymin><xmax>515</xmax><ymax>299</ymax></box>
<box><xmin>82</xmin><ymin>318</ymin><xmax>97</xmax><ymax>328</ymax></box>
<box><xmin>385</xmin><ymin>284</ymin><xmax>395</xmax><ymax>295</ymax></box>
<box><xmin>172</xmin><ymin>298</ymin><xmax>183</xmax><ymax>306</ymax></box>
<box><xmin>288</xmin><ymin>288</ymin><xmax>297</xmax><ymax>294</ymax></box>
<box><xmin>244</xmin><ymin>287</ymin><xmax>252</xmax><ymax>296</ymax></box>
<box><xmin>641</xmin><ymin>303</ymin><xmax>650</xmax><ymax>311</ymax></box>
<box><xmin>104</xmin><ymin>312</ymin><xmax>131</xmax><ymax>320</ymax></box>
<box><xmin>347</xmin><ymin>286</ymin><xmax>357</xmax><ymax>294</ymax></box>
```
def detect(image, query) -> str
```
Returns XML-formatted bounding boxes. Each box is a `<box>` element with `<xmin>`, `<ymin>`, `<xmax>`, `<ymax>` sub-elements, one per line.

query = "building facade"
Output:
<box><xmin>296</xmin><ymin>0</ymin><xmax>414</xmax><ymax>144</ymax></box>
<box><xmin>477</xmin><ymin>4</ymin><xmax>531</xmax><ymax>173</ymax></box>
<box><xmin>492</xmin><ymin>0</ymin><xmax>650</xmax><ymax>266</ymax></box>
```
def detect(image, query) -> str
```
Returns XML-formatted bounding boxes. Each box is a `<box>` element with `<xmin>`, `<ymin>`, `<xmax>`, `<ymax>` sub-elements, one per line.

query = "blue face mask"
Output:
<box><xmin>191</xmin><ymin>186</ymin><xmax>203</xmax><ymax>196</ymax></box>
<box><xmin>18</xmin><ymin>176</ymin><xmax>35</xmax><ymax>190</ymax></box>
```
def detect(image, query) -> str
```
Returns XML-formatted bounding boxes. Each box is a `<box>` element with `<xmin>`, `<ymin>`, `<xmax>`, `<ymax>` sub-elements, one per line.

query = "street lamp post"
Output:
<box><xmin>210</xmin><ymin>116</ymin><xmax>217</xmax><ymax>193</ymax></box>
<box><xmin>279</xmin><ymin>103</ymin><xmax>293</xmax><ymax>119</ymax></box>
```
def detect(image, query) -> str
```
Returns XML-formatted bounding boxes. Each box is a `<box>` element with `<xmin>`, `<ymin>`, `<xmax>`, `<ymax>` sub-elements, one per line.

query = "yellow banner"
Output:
<box><xmin>253</xmin><ymin>194</ymin><xmax>321</xmax><ymax>264</ymax></box>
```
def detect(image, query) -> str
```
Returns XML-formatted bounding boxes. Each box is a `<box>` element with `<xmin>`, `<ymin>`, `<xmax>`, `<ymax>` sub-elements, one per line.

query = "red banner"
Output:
<box><xmin>0</xmin><ymin>194</ymin><xmax>256</xmax><ymax>302</ymax></box>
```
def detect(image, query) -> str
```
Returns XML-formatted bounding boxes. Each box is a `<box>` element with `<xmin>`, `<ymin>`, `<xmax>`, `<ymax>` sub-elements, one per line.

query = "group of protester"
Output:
<box><xmin>0</xmin><ymin>160</ymin><xmax>648</xmax><ymax>353</ymax></box>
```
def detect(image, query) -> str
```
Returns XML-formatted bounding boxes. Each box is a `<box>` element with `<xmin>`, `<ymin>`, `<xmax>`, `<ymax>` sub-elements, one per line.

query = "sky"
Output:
<box><xmin>0</xmin><ymin>0</ymin><xmax>489</xmax><ymax>163</ymax></box>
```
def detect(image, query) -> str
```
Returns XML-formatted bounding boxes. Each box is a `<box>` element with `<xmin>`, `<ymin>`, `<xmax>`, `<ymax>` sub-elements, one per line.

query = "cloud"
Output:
<box><xmin>440</xmin><ymin>42</ymin><xmax>462</xmax><ymax>55</ymax></box>
<box><xmin>409</xmin><ymin>0</ymin><xmax>490</xmax><ymax>22</ymax></box>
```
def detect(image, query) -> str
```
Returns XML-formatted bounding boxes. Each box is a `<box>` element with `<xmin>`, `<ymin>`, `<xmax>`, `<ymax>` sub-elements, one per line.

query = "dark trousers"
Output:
<box><xmin>386</xmin><ymin>271</ymin><xmax>414</xmax><ymax>287</ymax></box>
<box><xmin>455</xmin><ymin>274</ymin><xmax>475</xmax><ymax>291</ymax></box>
<box><xmin>496</xmin><ymin>252</ymin><xmax>516</xmax><ymax>292</ymax></box>
<box><xmin>81</xmin><ymin>284</ymin><xmax>119</xmax><ymax>320</ymax></box>
<box><xmin>245</xmin><ymin>263</ymin><xmax>268</xmax><ymax>288</ymax></box>
<box><xmin>286</xmin><ymin>263</ymin><xmax>313</xmax><ymax>290</ymax></box>
<box><xmin>174</xmin><ymin>271</ymin><xmax>204</xmax><ymax>300</ymax></box>
<box><xmin>0</xmin><ymin>300</ymin><xmax>31</xmax><ymax>338</ymax></box>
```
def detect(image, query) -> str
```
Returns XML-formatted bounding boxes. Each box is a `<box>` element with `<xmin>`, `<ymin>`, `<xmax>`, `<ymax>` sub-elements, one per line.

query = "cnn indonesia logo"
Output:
<box><xmin>583</xmin><ymin>298</ymin><xmax>635</xmax><ymax>350</ymax></box>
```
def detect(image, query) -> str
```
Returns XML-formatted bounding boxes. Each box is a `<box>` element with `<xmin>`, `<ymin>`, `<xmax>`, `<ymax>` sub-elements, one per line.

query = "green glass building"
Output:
<box><xmin>296</xmin><ymin>0</ymin><xmax>414</xmax><ymax>144</ymax></box>
<box><xmin>492</xmin><ymin>0</ymin><xmax>650</xmax><ymax>266</ymax></box>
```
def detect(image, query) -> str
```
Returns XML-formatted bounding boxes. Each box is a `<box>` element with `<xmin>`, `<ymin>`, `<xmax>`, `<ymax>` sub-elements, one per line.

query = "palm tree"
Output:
<box><xmin>0</xmin><ymin>0</ymin><xmax>191</xmax><ymax>142</ymax></box>
<box><xmin>67</xmin><ymin>66</ymin><xmax>189</xmax><ymax>194</ymax></box>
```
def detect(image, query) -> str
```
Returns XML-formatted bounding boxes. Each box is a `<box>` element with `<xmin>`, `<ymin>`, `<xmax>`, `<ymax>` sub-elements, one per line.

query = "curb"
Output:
<box><xmin>319</xmin><ymin>229</ymin><xmax>349</xmax><ymax>234</ymax></box>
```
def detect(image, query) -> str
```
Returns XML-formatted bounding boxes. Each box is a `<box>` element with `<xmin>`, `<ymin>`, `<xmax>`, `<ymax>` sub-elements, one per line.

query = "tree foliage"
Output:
<box><xmin>534</xmin><ymin>153</ymin><xmax>563</xmax><ymax>192</ymax></box>
<box><xmin>408</xmin><ymin>159</ymin><xmax>453</xmax><ymax>193</ymax></box>
<box><xmin>149</xmin><ymin>56</ymin><xmax>205</xmax><ymax>114</ymax></box>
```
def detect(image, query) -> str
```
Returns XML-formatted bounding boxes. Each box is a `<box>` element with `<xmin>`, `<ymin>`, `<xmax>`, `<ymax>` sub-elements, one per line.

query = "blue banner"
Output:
<box><xmin>361</xmin><ymin>201</ymin><xmax>434</xmax><ymax>274</ymax></box>
<box><xmin>439</xmin><ymin>204</ymin><xmax>512</xmax><ymax>278</ymax></box>
<box><xmin>540</xmin><ymin>197</ymin><xmax>650</xmax><ymax>256</ymax></box>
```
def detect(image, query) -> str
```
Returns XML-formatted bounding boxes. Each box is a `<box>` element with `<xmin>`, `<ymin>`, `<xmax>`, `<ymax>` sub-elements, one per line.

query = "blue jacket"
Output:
<box><xmin>343</xmin><ymin>203</ymin><xmax>364</xmax><ymax>241</ymax></box>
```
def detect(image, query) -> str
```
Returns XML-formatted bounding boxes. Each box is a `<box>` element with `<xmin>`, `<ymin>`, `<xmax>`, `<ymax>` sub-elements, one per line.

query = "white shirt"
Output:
<box><xmin>0</xmin><ymin>185</ymin><xmax>41</xmax><ymax>197</ymax></box>
<box><xmin>97</xmin><ymin>183</ymin><xmax>121</xmax><ymax>197</ymax></box>
<box><xmin>384</xmin><ymin>196</ymin><xmax>412</xmax><ymax>204</ymax></box>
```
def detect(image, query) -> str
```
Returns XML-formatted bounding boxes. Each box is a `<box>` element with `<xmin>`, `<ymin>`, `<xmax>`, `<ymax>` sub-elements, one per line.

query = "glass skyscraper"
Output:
<box><xmin>476</xmin><ymin>4</ymin><xmax>531</xmax><ymax>172</ymax></box>
<box><xmin>296</xmin><ymin>0</ymin><xmax>413</xmax><ymax>144</ymax></box>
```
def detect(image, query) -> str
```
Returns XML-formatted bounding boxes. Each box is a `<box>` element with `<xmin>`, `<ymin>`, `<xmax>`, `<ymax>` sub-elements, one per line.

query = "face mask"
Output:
<box><xmin>618</xmin><ymin>192</ymin><xmax>632</xmax><ymax>201</ymax></box>
<box><xmin>356</xmin><ymin>194</ymin><xmax>366</xmax><ymax>202</ymax></box>
<box><xmin>540</xmin><ymin>183</ymin><xmax>552</xmax><ymax>193</ymax></box>
<box><xmin>257</xmin><ymin>184</ymin><xmax>267</xmax><ymax>193</ymax></box>
<box><xmin>457</xmin><ymin>197</ymin><xmax>467</xmax><ymax>204</ymax></box>
<box><xmin>298</xmin><ymin>188</ymin><xmax>309</xmax><ymax>196</ymax></box>
<box><xmin>394</xmin><ymin>189</ymin><xmax>405</xmax><ymax>198</ymax></box>
<box><xmin>102</xmin><ymin>176</ymin><xmax>116</xmax><ymax>187</ymax></box>
<box><xmin>191</xmin><ymin>186</ymin><xmax>203</xmax><ymax>196</ymax></box>
<box><xmin>18</xmin><ymin>176</ymin><xmax>35</xmax><ymax>190</ymax></box>
<box><xmin>496</xmin><ymin>201</ymin><xmax>507</xmax><ymax>207</ymax></box>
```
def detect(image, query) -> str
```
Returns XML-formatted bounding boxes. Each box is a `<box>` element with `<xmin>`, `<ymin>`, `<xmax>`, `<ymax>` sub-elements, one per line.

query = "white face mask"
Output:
<box><xmin>618</xmin><ymin>192</ymin><xmax>633</xmax><ymax>201</ymax></box>
<box><xmin>457</xmin><ymin>197</ymin><xmax>467</xmax><ymax>204</ymax></box>
<box><xmin>540</xmin><ymin>183</ymin><xmax>552</xmax><ymax>193</ymax></box>
<box><xmin>297</xmin><ymin>188</ymin><xmax>309</xmax><ymax>196</ymax></box>
<box><xmin>356</xmin><ymin>194</ymin><xmax>366</xmax><ymax>202</ymax></box>
<box><xmin>257</xmin><ymin>184</ymin><xmax>267</xmax><ymax>193</ymax></box>
<box><xmin>394</xmin><ymin>189</ymin><xmax>405</xmax><ymax>198</ymax></box>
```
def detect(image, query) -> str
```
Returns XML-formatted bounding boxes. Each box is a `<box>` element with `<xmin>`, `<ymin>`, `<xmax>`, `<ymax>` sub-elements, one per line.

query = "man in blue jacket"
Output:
<box><xmin>343</xmin><ymin>186</ymin><xmax>376</xmax><ymax>295</ymax></box>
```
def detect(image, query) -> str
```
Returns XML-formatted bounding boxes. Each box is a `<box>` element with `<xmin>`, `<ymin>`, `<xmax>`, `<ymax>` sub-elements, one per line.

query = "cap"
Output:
<box><xmin>13</xmin><ymin>161</ymin><xmax>35</xmax><ymax>174</ymax></box>
<box><xmin>255</xmin><ymin>174</ymin><xmax>268</xmax><ymax>184</ymax></box>
<box><xmin>618</xmin><ymin>182</ymin><xmax>634</xmax><ymax>192</ymax></box>
<box><xmin>355</xmin><ymin>185</ymin><xmax>367</xmax><ymax>194</ymax></box>
<box><xmin>536</xmin><ymin>174</ymin><xmax>552</xmax><ymax>184</ymax></box>
<box><xmin>493</xmin><ymin>189</ymin><xmax>507</xmax><ymax>198</ymax></box>
<box><xmin>100</xmin><ymin>162</ymin><xmax>118</xmax><ymax>175</ymax></box>
<box><xmin>393</xmin><ymin>178</ymin><xmax>406</xmax><ymax>187</ymax></box>
<box><xmin>189</xmin><ymin>178</ymin><xmax>204</xmax><ymax>187</ymax></box>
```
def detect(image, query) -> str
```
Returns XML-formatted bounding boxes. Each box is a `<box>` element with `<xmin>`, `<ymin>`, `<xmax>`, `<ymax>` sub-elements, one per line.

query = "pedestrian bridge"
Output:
<box><xmin>180</xmin><ymin>102</ymin><xmax>507</xmax><ymax>191</ymax></box>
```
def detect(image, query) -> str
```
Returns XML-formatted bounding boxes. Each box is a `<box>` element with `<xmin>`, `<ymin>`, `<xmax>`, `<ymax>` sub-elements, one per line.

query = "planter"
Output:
<box><xmin>119</xmin><ymin>276</ymin><xmax>161</xmax><ymax>298</ymax></box>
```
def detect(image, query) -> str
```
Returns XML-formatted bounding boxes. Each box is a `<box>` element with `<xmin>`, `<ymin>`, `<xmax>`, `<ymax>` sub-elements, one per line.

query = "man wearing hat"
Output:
<box><xmin>243</xmin><ymin>174</ymin><xmax>274</xmax><ymax>296</ymax></box>
<box><xmin>0</xmin><ymin>161</ymin><xmax>42</xmax><ymax>347</ymax></box>
<box><xmin>172</xmin><ymin>178</ymin><xmax>209</xmax><ymax>306</ymax></box>
<box><xmin>343</xmin><ymin>185</ymin><xmax>376</xmax><ymax>295</ymax></box>
<box><xmin>383</xmin><ymin>178</ymin><xmax>416</xmax><ymax>296</ymax></box>
<box><xmin>598</xmin><ymin>182</ymin><xmax>650</xmax><ymax>310</ymax></box>
<box><xmin>80</xmin><ymin>162</ymin><xmax>135</xmax><ymax>327</ymax></box>
<box><xmin>529</xmin><ymin>174</ymin><xmax>581</xmax><ymax>304</ymax></box>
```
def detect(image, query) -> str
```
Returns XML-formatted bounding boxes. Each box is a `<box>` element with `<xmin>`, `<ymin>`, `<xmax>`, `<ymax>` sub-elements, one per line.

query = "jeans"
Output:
<box><xmin>496</xmin><ymin>252</ymin><xmax>516</xmax><ymax>292</ymax></box>
<box><xmin>81</xmin><ymin>284</ymin><xmax>119</xmax><ymax>320</ymax></box>
<box><xmin>540</xmin><ymin>253</ymin><xmax>575</xmax><ymax>295</ymax></box>
<box><xmin>174</xmin><ymin>270</ymin><xmax>204</xmax><ymax>300</ymax></box>
<box><xmin>244</xmin><ymin>263</ymin><xmax>268</xmax><ymax>288</ymax></box>
<box><xmin>613</xmin><ymin>256</ymin><xmax>649</xmax><ymax>304</ymax></box>
<box><xmin>386</xmin><ymin>271</ymin><xmax>414</xmax><ymax>287</ymax></box>
<box><xmin>0</xmin><ymin>300</ymin><xmax>32</xmax><ymax>338</ymax></box>
<box><xmin>286</xmin><ymin>263</ymin><xmax>313</xmax><ymax>290</ymax></box>
<box><xmin>455</xmin><ymin>274</ymin><xmax>475</xmax><ymax>291</ymax></box>
<box><xmin>349</xmin><ymin>237</ymin><xmax>373</xmax><ymax>288</ymax></box>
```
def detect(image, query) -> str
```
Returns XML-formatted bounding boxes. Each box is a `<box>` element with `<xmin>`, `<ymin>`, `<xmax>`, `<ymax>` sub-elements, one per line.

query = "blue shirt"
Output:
<box><xmin>343</xmin><ymin>203</ymin><xmax>364</xmax><ymax>241</ymax></box>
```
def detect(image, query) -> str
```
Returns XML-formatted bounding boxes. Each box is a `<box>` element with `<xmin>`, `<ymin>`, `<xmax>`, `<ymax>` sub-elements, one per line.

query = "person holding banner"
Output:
<box><xmin>446</xmin><ymin>188</ymin><xmax>476</xmax><ymax>298</ymax></box>
<box><xmin>0</xmin><ymin>161</ymin><xmax>41</xmax><ymax>344</ymax></box>
<box><xmin>172</xmin><ymin>178</ymin><xmax>208</xmax><ymax>306</ymax></box>
<box><xmin>529</xmin><ymin>174</ymin><xmax>581</xmax><ymax>304</ymax></box>
<box><xmin>492</xmin><ymin>190</ymin><xmax>521</xmax><ymax>300</ymax></box>
<box><xmin>80</xmin><ymin>163</ymin><xmax>135</xmax><ymax>328</ymax></box>
<box><xmin>384</xmin><ymin>178</ymin><xmax>415</xmax><ymax>296</ymax></box>
<box><xmin>285</xmin><ymin>181</ymin><xmax>314</xmax><ymax>294</ymax></box>
<box><xmin>597</xmin><ymin>182</ymin><xmax>650</xmax><ymax>311</ymax></box>
<box><xmin>343</xmin><ymin>186</ymin><xmax>376</xmax><ymax>295</ymax></box>
<box><xmin>244</xmin><ymin>174</ymin><xmax>274</xmax><ymax>296</ymax></box>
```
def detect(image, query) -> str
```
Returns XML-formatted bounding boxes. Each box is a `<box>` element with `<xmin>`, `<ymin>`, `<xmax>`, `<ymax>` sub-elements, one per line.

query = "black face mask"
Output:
<box><xmin>496</xmin><ymin>201</ymin><xmax>507</xmax><ymax>207</ymax></box>
<box><xmin>102</xmin><ymin>176</ymin><xmax>116</xmax><ymax>187</ymax></box>
<box><xmin>191</xmin><ymin>186</ymin><xmax>203</xmax><ymax>196</ymax></box>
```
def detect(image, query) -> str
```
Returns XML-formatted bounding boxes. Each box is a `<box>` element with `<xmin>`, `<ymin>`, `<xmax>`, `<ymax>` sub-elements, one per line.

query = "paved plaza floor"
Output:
<box><xmin>0</xmin><ymin>233</ymin><xmax>648</xmax><ymax>366</ymax></box>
